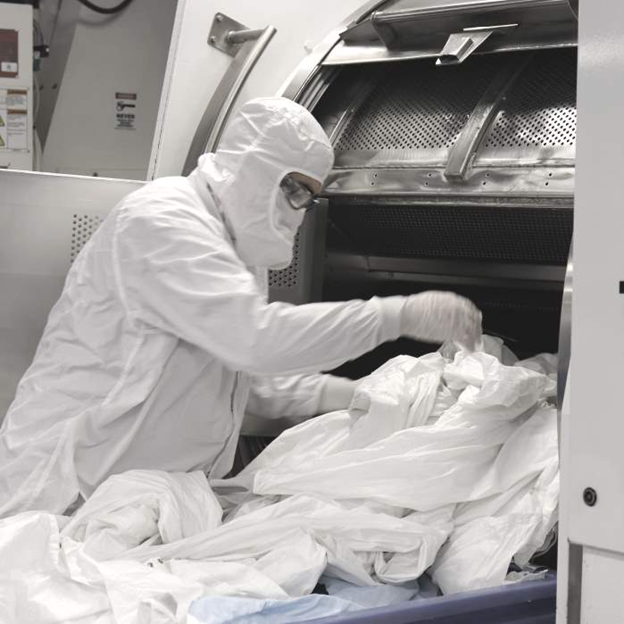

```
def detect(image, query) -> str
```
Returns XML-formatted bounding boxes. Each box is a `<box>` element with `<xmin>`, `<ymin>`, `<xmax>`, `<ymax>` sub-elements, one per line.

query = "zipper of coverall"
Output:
<box><xmin>230</xmin><ymin>372</ymin><xmax>239</xmax><ymax>416</ymax></box>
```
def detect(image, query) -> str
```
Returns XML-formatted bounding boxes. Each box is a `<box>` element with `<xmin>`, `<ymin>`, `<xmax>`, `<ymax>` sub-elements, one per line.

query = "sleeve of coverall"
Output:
<box><xmin>241</xmin><ymin>373</ymin><xmax>326</xmax><ymax>436</ymax></box>
<box><xmin>246</xmin><ymin>374</ymin><xmax>326</xmax><ymax>419</ymax></box>
<box><xmin>115</xmin><ymin>203</ymin><xmax>404</xmax><ymax>376</ymax></box>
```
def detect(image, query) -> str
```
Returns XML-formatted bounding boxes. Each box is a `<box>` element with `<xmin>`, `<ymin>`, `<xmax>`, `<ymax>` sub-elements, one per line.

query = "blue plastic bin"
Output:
<box><xmin>306</xmin><ymin>576</ymin><xmax>556</xmax><ymax>624</ymax></box>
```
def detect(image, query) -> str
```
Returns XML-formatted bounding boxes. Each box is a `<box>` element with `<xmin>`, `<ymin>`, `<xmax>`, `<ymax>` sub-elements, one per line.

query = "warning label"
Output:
<box><xmin>115</xmin><ymin>91</ymin><xmax>136</xmax><ymax>130</ymax></box>
<box><xmin>7</xmin><ymin>110</ymin><xmax>27</xmax><ymax>149</ymax></box>
<box><xmin>7</xmin><ymin>89</ymin><xmax>27</xmax><ymax>111</ymax></box>
<box><xmin>0</xmin><ymin>88</ymin><xmax>28</xmax><ymax>150</ymax></box>
<box><xmin>0</xmin><ymin>90</ymin><xmax>7</xmax><ymax>149</ymax></box>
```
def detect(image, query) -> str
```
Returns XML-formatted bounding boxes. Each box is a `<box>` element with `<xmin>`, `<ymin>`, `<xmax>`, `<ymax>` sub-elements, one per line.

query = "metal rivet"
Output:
<box><xmin>216</xmin><ymin>13</ymin><xmax>223</xmax><ymax>21</ymax></box>
<box><xmin>583</xmin><ymin>487</ymin><xmax>597</xmax><ymax>507</ymax></box>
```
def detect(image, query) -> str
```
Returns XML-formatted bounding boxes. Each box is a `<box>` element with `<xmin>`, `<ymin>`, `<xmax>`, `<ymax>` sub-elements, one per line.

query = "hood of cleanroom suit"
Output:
<box><xmin>195</xmin><ymin>97</ymin><xmax>335</xmax><ymax>269</ymax></box>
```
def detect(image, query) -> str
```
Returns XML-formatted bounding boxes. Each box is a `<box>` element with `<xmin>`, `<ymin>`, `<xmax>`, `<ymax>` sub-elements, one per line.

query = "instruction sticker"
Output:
<box><xmin>0</xmin><ymin>90</ymin><xmax>7</xmax><ymax>150</ymax></box>
<box><xmin>115</xmin><ymin>91</ymin><xmax>136</xmax><ymax>130</ymax></box>
<box><xmin>0</xmin><ymin>89</ymin><xmax>28</xmax><ymax>151</ymax></box>
<box><xmin>6</xmin><ymin>89</ymin><xmax>27</xmax><ymax>111</ymax></box>
<box><xmin>7</xmin><ymin>110</ymin><xmax>27</xmax><ymax>149</ymax></box>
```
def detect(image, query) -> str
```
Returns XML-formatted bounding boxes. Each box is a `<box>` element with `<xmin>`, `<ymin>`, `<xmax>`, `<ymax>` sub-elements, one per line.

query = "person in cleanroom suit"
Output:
<box><xmin>0</xmin><ymin>97</ymin><xmax>482</xmax><ymax>517</ymax></box>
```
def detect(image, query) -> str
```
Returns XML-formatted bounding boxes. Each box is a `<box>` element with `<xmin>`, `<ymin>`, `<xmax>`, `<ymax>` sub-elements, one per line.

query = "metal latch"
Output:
<box><xmin>437</xmin><ymin>24</ymin><xmax>517</xmax><ymax>65</ymax></box>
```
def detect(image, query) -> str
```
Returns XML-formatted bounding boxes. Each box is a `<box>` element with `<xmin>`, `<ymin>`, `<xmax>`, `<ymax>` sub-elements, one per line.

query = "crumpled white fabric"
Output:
<box><xmin>0</xmin><ymin>511</ymin><xmax>295</xmax><ymax>624</ymax></box>
<box><xmin>103</xmin><ymin>339</ymin><xmax>556</xmax><ymax>599</ymax></box>
<box><xmin>209</xmin><ymin>339</ymin><xmax>558</xmax><ymax>595</ymax></box>
<box><xmin>218</xmin><ymin>351</ymin><xmax>554</xmax><ymax>514</ymax></box>
<box><xmin>61</xmin><ymin>470</ymin><xmax>222</xmax><ymax>560</ymax></box>
<box><xmin>0</xmin><ymin>339</ymin><xmax>559</xmax><ymax>622</ymax></box>
<box><xmin>123</xmin><ymin>494</ymin><xmax>452</xmax><ymax>591</ymax></box>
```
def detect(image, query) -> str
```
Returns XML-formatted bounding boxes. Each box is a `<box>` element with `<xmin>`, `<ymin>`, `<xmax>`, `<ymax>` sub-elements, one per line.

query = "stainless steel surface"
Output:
<box><xmin>279</xmin><ymin>0</ymin><xmax>390</xmax><ymax>101</ymax></box>
<box><xmin>371</xmin><ymin>0</ymin><xmax>576</xmax><ymax>51</ymax></box>
<box><xmin>325</xmin><ymin>167</ymin><xmax>575</xmax><ymax>198</ymax></box>
<box><xmin>183</xmin><ymin>24</ymin><xmax>276</xmax><ymax>175</ymax></box>
<box><xmin>437</xmin><ymin>32</ymin><xmax>484</xmax><ymax>65</ymax></box>
<box><xmin>207</xmin><ymin>13</ymin><xmax>248</xmax><ymax>57</ymax></box>
<box><xmin>436</xmin><ymin>24</ymin><xmax>518</xmax><ymax>65</ymax></box>
<box><xmin>322</xmin><ymin>38</ymin><xmax>576</xmax><ymax>65</ymax></box>
<box><xmin>0</xmin><ymin>170</ymin><xmax>143</xmax><ymax>420</ymax></box>
<box><xmin>475</xmin><ymin>48</ymin><xmax>577</xmax><ymax>166</ymax></box>
<box><xmin>445</xmin><ymin>54</ymin><xmax>531</xmax><ymax>179</ymax></box>
<box><xmin>328</xmin><ymin>252</ymin><xmax>565</xmax><ymax>287</ymax></box>
<box><xmin>227</xmin><ymin>29</ymin><xmax>265</xmax><ymax>45</ymax></box>
<box><xmin>331</xmin><ymin>54</ymin><xmax>506</xmax><ymax>168</ymax></box>
<box><xmin>291</xmin><ymin>67</ymin><xmax>340</xmax><ymax>113</ymax></box>
<box><xmin>567</xmin><ymin>542</ymin><xmax>583</xmax><ymax>624</ymax></box>
<box><xmin>562</xmin><ymin>0</ymin><xmax>624</xmax><ymax>561</ymax></box>
<box><xmin>374</xmin><ymin>0</ymin><xmax>570</xmax><ymax>21</ymax></box>
<box><xmin>321</xmin><ymin>41</ymin><xmax>439</xmax><ymax>65</ymax></box>
<box><xmin>557</xmin><ymin>242</ymin><xmax>572</xmax><ymax>438</ymax></box>
<box><xmin>327</xmin><ymin>201</ymin><xmax>571</xmax><ymax>267</ymax></box>
<box><xmin>70</xmin><ymin>214</ymin><xmax>104</xmax><ymax>263</ymax></box>
<box><xmin>319</xmin><ymin>47</ymin><xmax>576</xmax><ymax>186</ymax></box>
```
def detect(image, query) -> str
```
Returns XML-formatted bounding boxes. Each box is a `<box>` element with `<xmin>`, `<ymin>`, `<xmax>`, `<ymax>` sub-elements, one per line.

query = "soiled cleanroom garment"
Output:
<box><xmin>0</xmin><ymin>98</ymin><xmax>410</xmax><ymax>517</ymax></box>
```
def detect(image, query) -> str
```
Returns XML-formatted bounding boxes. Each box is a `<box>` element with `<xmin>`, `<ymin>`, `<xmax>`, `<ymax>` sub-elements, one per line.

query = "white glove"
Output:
<box><xmin>317</xmin><ymin>375</ymin><xmax>357</xmax><ymax>414</ymax></box>
<box><xmin>400</xmin><ymin>291</ymin><xmax>482</xmax><ymax>350</ymax></box>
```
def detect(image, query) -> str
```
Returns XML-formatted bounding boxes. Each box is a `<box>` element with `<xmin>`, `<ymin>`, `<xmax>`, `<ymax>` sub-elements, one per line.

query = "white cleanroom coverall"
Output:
<box><xmin>0</xmin><ymin>98</ymin><xmax>481</xmax><ymax>517</ymax></box>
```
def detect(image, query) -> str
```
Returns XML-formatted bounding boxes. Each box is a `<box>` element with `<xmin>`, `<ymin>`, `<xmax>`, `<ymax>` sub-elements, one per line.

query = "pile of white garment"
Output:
<box><xmin>207</xmin><ymin>337</ymin><xmax>559</xmax><ymax>596</ymax></box>
<box><xmin>0</xmin><ymin>338</ymin><xmax>559</xmax><ymax>623</ymax></box>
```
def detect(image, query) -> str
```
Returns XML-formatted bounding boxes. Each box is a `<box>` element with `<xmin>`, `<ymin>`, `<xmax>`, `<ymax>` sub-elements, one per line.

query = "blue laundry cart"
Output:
<box><xmin>306</xmin><ymin>575</ymin><xmax>556</xmax><ymax>624</ymax></box>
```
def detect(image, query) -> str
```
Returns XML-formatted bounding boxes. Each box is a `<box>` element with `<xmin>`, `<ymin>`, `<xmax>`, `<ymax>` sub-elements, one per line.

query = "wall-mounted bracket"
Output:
<box><xmin>208</xmin><ymin>12</ymin><xmax>265</xmax><ymax>57</ymax></box>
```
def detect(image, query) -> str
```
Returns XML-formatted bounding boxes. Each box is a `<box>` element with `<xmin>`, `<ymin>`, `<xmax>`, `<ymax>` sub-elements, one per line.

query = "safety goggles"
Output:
<box><xmin>280</xmin><ymin>174</ymin><xmax>322</xmax><ymax>211</ymax></box>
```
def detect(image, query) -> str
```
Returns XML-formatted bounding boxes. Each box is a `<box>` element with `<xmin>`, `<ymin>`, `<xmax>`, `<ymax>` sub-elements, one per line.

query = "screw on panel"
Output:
<box><xmin>583</xmin><ymin>487</ymin><xmax>597</xmax><ymax>507</ymax></box>
<box><xmin>209</xmin><ymin>35</ymin><xmax>217</xmax><ymax>44</ymax></box>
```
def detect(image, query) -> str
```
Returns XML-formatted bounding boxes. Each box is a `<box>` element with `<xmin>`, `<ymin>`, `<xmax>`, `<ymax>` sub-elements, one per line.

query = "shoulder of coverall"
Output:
<box><xmin>110</xmin><ymin>174</ymin><xmax>245</xmax><ymax>306</ymax></box>
<box><xmin>110</xmin><ymin>176</ymin><xmax>232</xmax><ymax>258</ymax></box>
<box><xmin>114</xmin><ymin>175</ymin><xmax>221</xmax><ymax>223</ymax></box>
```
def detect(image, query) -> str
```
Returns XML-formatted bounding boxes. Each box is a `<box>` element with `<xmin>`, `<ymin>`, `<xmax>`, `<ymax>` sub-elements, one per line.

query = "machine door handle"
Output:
<box><xmin>183</xmin><ymin>14</ymin><xmax>277</xmax><ymax>175</ymax></box>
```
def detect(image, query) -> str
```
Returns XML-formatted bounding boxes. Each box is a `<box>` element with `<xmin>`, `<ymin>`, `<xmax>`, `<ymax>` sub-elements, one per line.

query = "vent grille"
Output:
<box><xmin>483</xmin><ymin>49</ymin><xmax>577</xmax><ymax>149</ymax></box>
<box><xmin>268</xmin><ymin>234</ymin><xmax>300</xmax><ymax>289</ymax></box>
<box><xmin>334</xmin><ymin>55</ymin><xmax>506</xmax><ymax>152</ymax></box>
<box><xmin>71</xmin><ymin>214</ymin><xmax>103</xmax><ymax>262</ymax></box>
<box><xmin>328</xmin><ymin>205</ymin><xmax>572</xmax><ymax>265</ymax></box>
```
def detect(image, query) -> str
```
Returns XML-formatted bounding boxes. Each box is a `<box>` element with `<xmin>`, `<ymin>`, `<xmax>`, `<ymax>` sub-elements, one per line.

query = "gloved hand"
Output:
<box><xmin>317</xmin><ymin>375</ymin><xmax>358</xmax><ymax>414</ymax></box>
<box><xmin>400</xmin><ymin>291</ymin><xmax>482</xmax><ymax>350</ymax></box>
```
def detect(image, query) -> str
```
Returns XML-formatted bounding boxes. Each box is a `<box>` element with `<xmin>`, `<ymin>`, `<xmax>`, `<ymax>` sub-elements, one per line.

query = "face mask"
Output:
<box><xmin>265</xmin><ymin>187</ymin><xmax>306</xmax><ymax>270</ymax></box>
